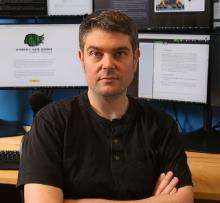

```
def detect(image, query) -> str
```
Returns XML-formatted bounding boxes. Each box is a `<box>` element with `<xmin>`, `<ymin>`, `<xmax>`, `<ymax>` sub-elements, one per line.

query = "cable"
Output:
<box><xmin>172</xmin><ymin>102</ymin><xmax>184</xmax><ymax>133</ymax></box>
<box><xmin>213</xmin><ymin>120</ymin><xmax>220</xmax><ymax>132</ymax></box>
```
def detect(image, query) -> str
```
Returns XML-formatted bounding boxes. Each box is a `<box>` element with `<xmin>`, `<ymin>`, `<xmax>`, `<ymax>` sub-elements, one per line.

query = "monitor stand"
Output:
<box><xmin>182</xmin><ymin>104</ymin><xmax>220</xmax><ymax>154</ymax></box>
<box><xmin>182</xmin><ymin>128</ymin><xmax>220</xmax><ymax>154</ymax></box>
<box><xmin>0</xmin><ymin>119</ymin><xmax>25</xmax><ymax>138</ymax></box>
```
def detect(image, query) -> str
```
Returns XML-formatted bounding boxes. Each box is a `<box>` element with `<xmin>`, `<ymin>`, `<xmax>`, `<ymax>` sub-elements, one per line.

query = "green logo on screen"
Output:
<box><xmin>24</xmin><ymin>33</ymin><xmax>44</xmax><ymax>47</ymax></box>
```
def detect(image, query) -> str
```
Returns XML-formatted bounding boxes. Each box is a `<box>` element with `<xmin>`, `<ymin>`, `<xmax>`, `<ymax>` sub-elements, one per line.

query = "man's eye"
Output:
<box><xmin>114</xmin><ymin>51</ymin><xmax>127</xmax><ymax>58</ymax></box>
<box><xmin>89</xmin><ymin>51</ymin><xmax>102</xmax><ymax>58</ymax></box>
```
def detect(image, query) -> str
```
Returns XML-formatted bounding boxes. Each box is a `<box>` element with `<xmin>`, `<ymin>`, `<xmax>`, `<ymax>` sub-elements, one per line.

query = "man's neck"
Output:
<box><xmin>88</xmin><ymin>90</ymin><xmax>129</xmax><ymax>121</ymax></box>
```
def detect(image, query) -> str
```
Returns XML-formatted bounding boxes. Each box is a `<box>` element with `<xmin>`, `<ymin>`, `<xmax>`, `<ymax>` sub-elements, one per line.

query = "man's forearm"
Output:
<box><xmin>64</xmin><ymin>186</ymin><xmax>193</xmax><ymax>203</ymax></box>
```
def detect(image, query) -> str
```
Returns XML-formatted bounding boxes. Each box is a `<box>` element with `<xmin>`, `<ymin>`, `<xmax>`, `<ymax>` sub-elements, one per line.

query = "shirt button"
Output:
<box><xmin>112</xmin><ymin>138</ymin><xmax>119</xmax><ymax>144</ymax></box>
<box><xmin>114</xmin><ymin>155</ymin><xmax>121</xmax><ymax>161</ymax></box>
<box><xmin>111</xmin><ymin>127</ymin><xmax>116</xmax><ymax>134</ymax></box>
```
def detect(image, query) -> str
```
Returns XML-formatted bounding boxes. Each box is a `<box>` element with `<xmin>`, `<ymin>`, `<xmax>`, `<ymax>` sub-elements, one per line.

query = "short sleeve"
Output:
<box><xmin>157</xmin><ymin>117</ymin><xmax>192</xmax><ymax>188</ymax></box>
<box><xmin>17</xmin><ymin>109</ymin><xmax>64</xmax><ymax>189</ymax></box>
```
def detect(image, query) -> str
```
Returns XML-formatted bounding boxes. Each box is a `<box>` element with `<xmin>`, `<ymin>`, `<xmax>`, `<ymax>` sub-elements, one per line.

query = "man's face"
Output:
<box><xmin>78</xmin><ymin>29</ymin><xmax>140</xmax><ymax>98</ymax></box>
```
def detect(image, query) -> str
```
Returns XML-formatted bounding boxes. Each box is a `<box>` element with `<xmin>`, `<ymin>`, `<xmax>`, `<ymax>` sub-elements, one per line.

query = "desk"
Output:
<box><xmin>0</xmin><ymin>135</ymin><xmax>22</xmax><ymax>185</ymax></box>
<box><xmin>186</xmin><ymin>151</ymin><xmax>220</xmax><ymax>200</ymax></box>
<box><xmin>0</xmin><ymin>136</ymin><xmax>220</xmax><ymax>200</ymax></box>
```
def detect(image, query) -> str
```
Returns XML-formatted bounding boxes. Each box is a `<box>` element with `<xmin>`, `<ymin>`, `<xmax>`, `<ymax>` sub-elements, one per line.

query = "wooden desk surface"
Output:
<box><xmin>0</xmin><ymin>170</ymin><xmax>18</xmax><ymax>185</ymax></box>
<box><xmin>0</xmin><ymin>135</ymin><xmax>23</xmax><ymax>185</ymax></box>
<box><xmin>0</xmin><ymin>135</ymin><xmax>220</xmax><ymax>200</ymax></box>
<box><xmin>0</xmin><ymin>135</ymin><xmax>22</xmax><ymax>151</ymax></box>
<box><xmin>186</xmin><ymin>151</ymin><xmax>220</xmax><ymax>200</ymax></box>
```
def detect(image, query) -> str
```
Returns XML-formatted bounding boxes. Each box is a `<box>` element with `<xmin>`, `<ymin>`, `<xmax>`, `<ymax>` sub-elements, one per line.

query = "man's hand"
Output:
<box><xmin>153</xmin><ymin>171</ymin><xmax>179</xmax><ymax>196</ymax></box>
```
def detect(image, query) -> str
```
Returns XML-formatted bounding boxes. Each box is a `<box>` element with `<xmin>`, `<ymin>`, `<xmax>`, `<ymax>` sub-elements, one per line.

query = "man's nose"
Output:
<box><xmin>102</xmin><ymin>54</ymin><xmax>116</xmax><ymax>69</ymax></box>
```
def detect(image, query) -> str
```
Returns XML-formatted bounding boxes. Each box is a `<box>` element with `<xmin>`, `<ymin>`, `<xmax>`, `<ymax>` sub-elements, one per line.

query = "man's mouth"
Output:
<box><xmin>99</xmin><ymin>76</ymin><xmax>118</xmax><ymax>81</ymax></box>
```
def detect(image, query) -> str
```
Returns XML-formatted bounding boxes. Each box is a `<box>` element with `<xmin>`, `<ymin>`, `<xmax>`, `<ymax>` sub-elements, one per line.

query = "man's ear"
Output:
<box><xmin>78</xmin><ymin>50</ymin><xmax>84</xmax><ymax>64</ymax></box>
<box><xmin>134</xmin><ymin>48</ymin><xmax>140</xmax><ymax>72</ymax></box>
<box><xmin>78</xmin><ymin>50</ymin><xmax>85</xmax><ymax>71</ymax></box>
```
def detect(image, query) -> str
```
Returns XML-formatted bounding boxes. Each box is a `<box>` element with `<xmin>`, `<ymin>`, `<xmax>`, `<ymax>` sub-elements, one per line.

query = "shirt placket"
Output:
<box><xmin>110</xmin><ymin>122</ymin><xmax>125</xmax><ymax>197</ymax></box>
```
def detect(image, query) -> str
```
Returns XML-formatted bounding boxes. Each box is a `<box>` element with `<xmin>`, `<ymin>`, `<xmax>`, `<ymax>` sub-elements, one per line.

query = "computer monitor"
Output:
<box><xmin>0</xmin><ymin>0</ymin><xmax>93</xmax><ymax>17</ymax></box>
<box><xmin>0</xmin><ymin>20</ymin><xmax>88</xmax><ymax>136</ymax></box>
<box><xmin>138</xmin><ymin>33</ymin><xmax>210</xmax><ymax>104</ymax></box>
<box><xmin>210</xmin><ymin>33</ymin><xmax>220</xmax><ymax>107</ymax></box>
<box><xmin>0</xmin><ymin>23</ymin><xmax>86</xmax><ymax>88</ymax></box>
<box><xmin>213</xmin><ymin>0</ymin><xmax>220</xmax><ymax>29</ymax></box>
<box><xmin>138</xmin><ymin>33</ymin><xmax>220</xmax><ymax>153</ymax></box>
<box><xmin>94</xmin><ymin>0</ymin><xmax>212</xmax><ymax>31</ymax></box>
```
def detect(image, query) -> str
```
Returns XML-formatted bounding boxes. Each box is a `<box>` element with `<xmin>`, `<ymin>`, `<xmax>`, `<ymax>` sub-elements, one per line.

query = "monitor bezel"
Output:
<box><xmin>138</xmin><ymin>32</ymin><xmax>211</xmax><ymax>105</ymax></box>
<box><xmin>0</xmin><ymin>20</ymin><xmax>88</xmax><ymax>89</ymax></box>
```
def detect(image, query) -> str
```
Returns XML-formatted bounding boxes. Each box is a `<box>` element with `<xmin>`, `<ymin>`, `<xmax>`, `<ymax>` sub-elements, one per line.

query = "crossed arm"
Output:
<box><xmin>24</xmin><ymin>171</ymin><xmax>193</xmax><ymax>203</ymax></box>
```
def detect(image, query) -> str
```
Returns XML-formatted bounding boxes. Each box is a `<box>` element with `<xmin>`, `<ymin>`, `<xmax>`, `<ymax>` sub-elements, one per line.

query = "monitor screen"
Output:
<box><xmin>214</xmin><ymin>0</ymin><xmax>220</xmax><ymax>29</ymax></box>
<box><xmin>0</xmin><ymin>24</ymin><xmax>87</xmax><ymax>88</ymax></box>
<box><xmin>94</xmin><ymin>0</ymin><xmax>212</xmax><ymax>31</ymax></box>
<box><xmin>138</xmin><ymin>33</ymin><xmax>210</xmax><ymax>103</ymax></box>
<box><xmin>210</xmin><ymin>34</ymin><xmax>220</xmax><ymax>107</ymax></box>
<box><xmin>0</xmin><ymin>0</ymin><xmax>93</xmax><ymax>17</ymax></box>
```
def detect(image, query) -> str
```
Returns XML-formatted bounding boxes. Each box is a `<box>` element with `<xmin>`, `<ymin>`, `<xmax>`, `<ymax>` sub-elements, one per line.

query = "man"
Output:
<box><xmin>18</xmin><ymin>10</ymin><xmax>193</xmax><ymax>203</ymax></box>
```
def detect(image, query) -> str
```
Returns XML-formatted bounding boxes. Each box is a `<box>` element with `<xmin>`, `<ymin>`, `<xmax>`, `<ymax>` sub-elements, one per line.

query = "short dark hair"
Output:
<box><xmin>79</xmin><ymin>9</ymin><xmax>138</xmax><ymax>51</ymax></box>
